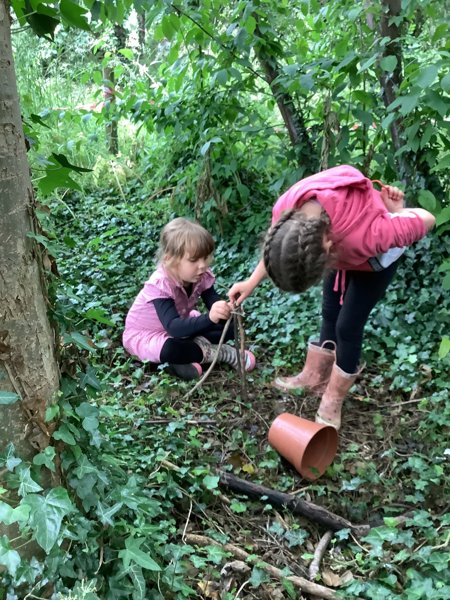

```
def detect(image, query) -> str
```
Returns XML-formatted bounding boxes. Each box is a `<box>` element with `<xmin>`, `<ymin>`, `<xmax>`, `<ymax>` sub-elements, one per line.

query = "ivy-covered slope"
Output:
<box><xmin>1</xmin><ymin>187</ymin><xmax>448</xmax><ymax>599</ymax></box>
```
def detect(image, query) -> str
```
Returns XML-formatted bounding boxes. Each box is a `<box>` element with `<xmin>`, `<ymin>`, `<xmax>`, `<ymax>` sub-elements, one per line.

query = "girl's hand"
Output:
<box><xmin>381</xmin><ymin>185</ymin><xmax>404</xmax><ymax>212</ymax></box>
<box><xmin>228</xmin><ymin>259</ymin><xmax>268</xmax><ymax>305</ymax></box>
<box><xmin>228</xmin><ymin>281</ymin><xmax>254</xmax><ymax>306</ymax></box>
<box><xmin>209</xmin><ymin>300</ymin><xmax>231</xmax><ymax>323</ymax></box>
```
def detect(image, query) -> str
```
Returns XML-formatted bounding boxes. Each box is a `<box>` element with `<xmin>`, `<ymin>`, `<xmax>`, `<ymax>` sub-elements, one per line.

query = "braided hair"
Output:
<box><xmin>263</xmin><ymin>208</ymin><xmax>331</xmax><ymax>293</ymax></box>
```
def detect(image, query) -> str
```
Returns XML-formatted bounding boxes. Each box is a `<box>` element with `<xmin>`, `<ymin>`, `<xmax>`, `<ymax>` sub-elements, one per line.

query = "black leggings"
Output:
<box><xmin>319</xmin><ymin>262</ymin><xmax>399</xmax><ymax>373</ymax></box>
<box><xmin>160</xmin><ymin>322</ymin><xmax>234</xmax><ymax>364</ymax></box>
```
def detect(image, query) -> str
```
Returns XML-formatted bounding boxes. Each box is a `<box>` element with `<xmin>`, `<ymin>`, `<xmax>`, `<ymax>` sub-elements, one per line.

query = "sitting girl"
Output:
<box><xmin>123</xmin><ymin>217</ymin><xmax>256</xmax><ymax>380</ymax></box>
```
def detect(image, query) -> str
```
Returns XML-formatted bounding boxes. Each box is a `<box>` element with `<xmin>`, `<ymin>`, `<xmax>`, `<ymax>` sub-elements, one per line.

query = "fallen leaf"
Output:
<box><xmin>322</xmin><ymin>568</ymin><xmax>342</xmax><ymax>587</ymax></box>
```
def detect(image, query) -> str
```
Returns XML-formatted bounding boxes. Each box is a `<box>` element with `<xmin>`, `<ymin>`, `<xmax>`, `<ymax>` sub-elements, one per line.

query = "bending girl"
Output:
<box><xmin>228</xmin><ymin>165</ymin><xmax>435</xmax><ymax>429</ymax></box>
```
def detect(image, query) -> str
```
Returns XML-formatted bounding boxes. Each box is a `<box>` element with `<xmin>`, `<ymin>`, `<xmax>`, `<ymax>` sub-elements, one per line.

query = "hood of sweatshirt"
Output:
<box><xmin>271</xmin><ymin>165</ymin><xmax>384</xmax><ymax>244</ymax></box>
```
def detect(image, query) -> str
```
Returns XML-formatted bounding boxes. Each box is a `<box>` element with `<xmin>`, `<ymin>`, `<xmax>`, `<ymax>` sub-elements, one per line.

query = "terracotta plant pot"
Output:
<box><xmin>268</xmin><ymin>413</ymin><xmax>338</xmax><ymax>481</ymax></box>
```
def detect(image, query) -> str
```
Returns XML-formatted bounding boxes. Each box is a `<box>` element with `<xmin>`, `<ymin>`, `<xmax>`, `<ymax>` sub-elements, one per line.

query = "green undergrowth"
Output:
<box><xmin>1</xmin><ymin>186</ymin><xmax>449</xmax><ymax>598</ymax></box>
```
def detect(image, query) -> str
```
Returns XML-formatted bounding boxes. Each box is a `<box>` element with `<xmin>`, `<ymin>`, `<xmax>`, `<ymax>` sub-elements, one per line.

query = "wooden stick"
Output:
<box><xmin>233</xmin><ymin>305</ymin><xmax>248</xmax><ymax>401</ymax></box>
<box><xmin>219</xmin><ymin>472</ymin><xmax>369</xmax><ymax>535</ymax></box>
<box><xmin>183</xmin><ymin>318</ymin><xmax>232</xmax><ymax>399</ymax></box>
<box><xmin>185</xmin><ymin>533</ymin><xmax>337</xmax><ymax>599</ymax></box>
<box><xmin>308</xmin><ymin>530</ymin><xmax>333</xmax><ymax>580</ymax></box>
<box><xmin>146</xmin><ymin>418</ymin><xmax>216</xmax><ymax>425</ymax></box>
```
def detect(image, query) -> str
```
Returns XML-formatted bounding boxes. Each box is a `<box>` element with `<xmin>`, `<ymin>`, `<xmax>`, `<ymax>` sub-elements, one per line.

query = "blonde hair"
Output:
<box><xmin>263</xmin><ymin>208</ymin><xmax>331</xmax><ymax>293</ymax></box>
<box><xmin>159</xmin><ymin>217</ymin><xmax>214</xmax><ymax>265</ymax></box>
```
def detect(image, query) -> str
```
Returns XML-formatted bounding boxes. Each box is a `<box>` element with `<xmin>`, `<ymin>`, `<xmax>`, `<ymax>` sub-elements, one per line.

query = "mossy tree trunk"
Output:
<box><xmin>0</xmin><ymin>0</ymin><xmax>59</xmax><ymax>462</ymax></box>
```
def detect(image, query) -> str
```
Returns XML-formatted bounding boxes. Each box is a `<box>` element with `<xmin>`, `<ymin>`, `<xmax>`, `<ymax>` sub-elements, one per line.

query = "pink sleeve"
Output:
<box><xmin>366</xmin><ymin>212</ymin><xmax>427</xmax><ymax>254</ymax></box>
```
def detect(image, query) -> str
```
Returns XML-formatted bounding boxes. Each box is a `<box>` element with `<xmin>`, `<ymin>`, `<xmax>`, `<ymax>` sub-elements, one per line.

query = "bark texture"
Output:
<box><xmin>0</xmin><ymin>0</ymin><xmax>59</xmax><ymax>461</ymax></box>
<box><xmin>253</xmin><ymin>20</ymin><xmax>318</xmax><ymax>172</ymax></box>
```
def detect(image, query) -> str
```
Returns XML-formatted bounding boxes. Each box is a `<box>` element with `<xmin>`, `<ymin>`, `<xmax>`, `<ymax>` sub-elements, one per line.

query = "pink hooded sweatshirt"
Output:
<box><xmin>272</xmin><ymin>165</ymin><xmax>427</xmax><ymax>271</ymax></box>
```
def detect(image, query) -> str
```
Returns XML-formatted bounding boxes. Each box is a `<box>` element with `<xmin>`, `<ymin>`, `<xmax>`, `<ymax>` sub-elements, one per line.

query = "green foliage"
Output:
<box><xmin>4</xmin><ymin>1</ymin><xmax>450</xmax><ymax>597</ymax></box>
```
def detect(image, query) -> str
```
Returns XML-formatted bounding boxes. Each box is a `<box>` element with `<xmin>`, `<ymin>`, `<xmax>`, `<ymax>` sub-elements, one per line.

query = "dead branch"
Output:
<box><xmin>185</xmin><ymin>533</ymin><xmax>337</xmax><ymax>599</ymax></box>
<box><xmin>183</xmin><ymin>318</ymin><xmax>232</xmax><ymax>399</ymax></box>
<box><xmin>308</xmin><ymin>531</ymin><xmax>334</xmax><ymax>581</ymax></box>
<box><xmin>219</xmin><ymin>472</ymin><xmax>370</xmax><ymax>535</ymax></box>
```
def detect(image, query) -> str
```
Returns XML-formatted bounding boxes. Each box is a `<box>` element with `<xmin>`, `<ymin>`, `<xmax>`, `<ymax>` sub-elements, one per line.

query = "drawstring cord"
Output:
<box><xmin>333</xmin><ymin>270</ymin><xmax>346</xmax><ymax>305</ymax></box>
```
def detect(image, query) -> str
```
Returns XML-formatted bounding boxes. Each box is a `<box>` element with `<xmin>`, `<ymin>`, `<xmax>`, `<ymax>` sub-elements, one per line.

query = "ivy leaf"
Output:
<box><xmin>435</xmin><ymin>206</ymin><xmax>450</xmax><ymax>227</ymax></box>
<box><xmin>63</xmin><ymin>331</ymin><xmax>96</xmax><ymax>352</ymax></box>
<box><xmin>244</xmin><ymin>15</ymin><xmax>256</xmax><ymax>35</ymax></box>
<box><xmin>434</xmin><ymin>153</ymin><xmax>450</xmax><ymax>172</ymax></box>
<box><xmin>380</xmin><ymin>55</ymin><xmax>398</xmax><ymax>72</ymax></box>
<box><xmin>119</xmin><ymin>537</ymin><xmax>161</xmax><ymax>571</ymax></box>
<box><xmin>73</xmin><ymin>455</ymin><xmax>99</xmax><ymax>479</ymax></box>
<box><xmin>0</xmin><ymin>391</ymin><xmax>20</xmax><ymax>405</ymax></box>
<box><xmin>200</xmin><ymin>137</ymin><xmax>223</xmax><ymax>156</ymax></box>
<box><xmin>118</xmin><ymin>48</ymin><xmax>134</xmax><ymax>60</ymax></box>
<box><xmin>0</xmin><ymin>535</ymin><xmax>21</xmax><ymax>577</ymax></box>
<box><xmin>23</xmin><ymin>488</ymin><xmax>74</xmax><ymax>554</ymax></box>
<box><xmin>441</xmin><ymin>73</ymin><xmax>450</xmax><ymax>92</ymax></box>
<box><xmin>0</xmin><ymin>502</ymin><xmax>13</xmax><ymax>525</ymax></box>
<box><xmin>82</xmin><ymin>415</ymin><xmax>99</xmax><ymax>433</ymax></box>
<box><xmin>203</xmin><ymin>475</ymin><xmax>219</xmax><ymax>490</ymax></box>
<box><xmin>38</xmin><ymin>166</ymin><xmax>82</xmax><ymax>195</ymax></box>
<box><xmin>249</xmin><ymin>566</ymin><xmax>269</xmax><ymax>587</ymax></box>
<box><xmin>84</xmin><ymin>308</ymin><xmax>114</xmax><ymax>326</ymax></box>
<box><xmin>76</xmin><ymin>402</ymin><xmax>99</xmax><ymax>419</ymax></box>
<box><xmin>96</xmin><ymin>501</ymin><xmax>123</xmax><ymax>526</ymax></box>
<box><xmin>29</xmin><ymin>113</ymin><xmax>51</xmax><ymax>129</ymax></box>
<box><xmin>415</xmin><ymin>65</ymin><xmax>439</xmax><ymax>89</ymax></box>
<box><xmin>389</xmin><ymin>94</ymin><xmax>419</xmax><ymax>116</ymax></box>
<box><xmin>214</xmin><ymin>69</ymin><xmax>228</xmax><ymax>85</ymax></box>
<box><xmin>205</xmin><ymin>544</ymin><xmax>226</xmax><ymax>564</ymax></box>
<box><xmin>25</xmin><ymin>9</ymin><xmax>59</xmax><ymax>40</ymax></box>
<box><xmin>127</xmin><ymin>563</ymin><xmax>146</xmax><ymax>599</ymax></box>
<box><xmin>18</xmin><ymin>466</ymin><xmax>43</xmax><ymax>496</ymax></box>
<box><xmin>53</xmin><ymin>424</ymin><xmax>77</xmax><ymax>445</ymax></box>
<box><xmin>51</xmin><ymin>153</ymin><xmax>92</xmax><ymax>173</ymax></box>
<box><xmin>60</xmin><ymin>0</ymin><xmax>90</xmax><ymax>31</ymax></box>
<box><xmin>438</xmin><ymin>336</ymin><xmax>450</xmax><ymax>359</ymax></box>
<box><xmin>442</xmin><ymin>272</ymin><xmax>450</xmax><ymax>291</ymax></box>
<box><xmin>33</xmin><ymin>446</ymin><xmax>56</xmax><ymax>472</ymax></box>
<box><xmin>417</xmin><ymin>190</ymin><xmax>437</xmax><ymax>212</ymax></box>
<box><xmin>358</xmin><ymin>54</ymin><xmax>378</xmax><ymax>72</ymax></box>
<box><xmin>230</xmin><ymin>500</ymin><xmax>247</xmax><ymax>513</ymax></box>
<box><xmin>26</xmin><ymin>232</ymin><xmax>60</xmax><ymax>257</ymax></box>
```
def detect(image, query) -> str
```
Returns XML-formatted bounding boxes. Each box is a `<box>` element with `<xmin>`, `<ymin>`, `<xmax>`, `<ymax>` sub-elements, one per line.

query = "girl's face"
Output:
<box><xmin>170</xmin><ymin>252</ymin><xmax>212</xmax><ymax>285</ymax></box>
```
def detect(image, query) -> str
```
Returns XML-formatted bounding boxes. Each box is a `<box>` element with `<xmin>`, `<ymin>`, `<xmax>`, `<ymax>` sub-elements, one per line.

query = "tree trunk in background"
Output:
<box><xmin>253</xmin><ymin>21</ymin><xmax>318</xmax><ymax>173</ymax></box>
<box><xmin>377</xmin><ymin>0</ymin><xmax>443</xmax><ymax>197</ymax></box>
<box><xmin>103</xmin><ymin>65</ymin><xmax>119</xmax><ymax>155</ymax></box>
<box><xmin>0</xmin><ymin>0</ymin><xmax>59</xmax><ymax>462</ymax></box>
<box><xmin>137</xmin><ymin>11</ymin><xmax>146</xmax><ymax>57</ymax></box>
<box><xmin>378</xmin><ymin>1</ymin><xmax>407</xmax><ymax>159</ymax></box>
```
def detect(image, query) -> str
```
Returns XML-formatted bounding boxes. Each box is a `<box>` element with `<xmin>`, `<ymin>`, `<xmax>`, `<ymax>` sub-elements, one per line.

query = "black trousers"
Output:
<box><xmin>319</xmin><ymin>262</ymin><xmax>399</xmax><ymax>373</ymax></box>
<box><xmin>160</xmin><ymin>321</ymin><xmax>234</xmax><ymax>364</ymax></box>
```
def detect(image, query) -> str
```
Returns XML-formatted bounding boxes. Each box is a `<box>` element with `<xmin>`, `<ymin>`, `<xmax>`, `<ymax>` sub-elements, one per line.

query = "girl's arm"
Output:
<box><xmin>153</xmin><ymin>298</ymin><xmax>214</xmax><ymax>338</ymax></box>
<box><xmin>391</xmin><ymin>207</ymin><xmax>436</xmax><ymax>231</ymax></box>
<box><xmin>381</xmin><ymin>185</ymin><xmax>436</xmax><ymax>231</ymax></box>
<box><xmin>228</xmin><ymin>259</ymin><xmax>268</xmax><ymax>306</ymax></box>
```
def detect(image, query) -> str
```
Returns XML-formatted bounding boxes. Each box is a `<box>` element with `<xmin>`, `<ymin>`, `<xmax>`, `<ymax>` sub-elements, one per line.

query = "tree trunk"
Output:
<box><xmin>253</xmin><ymin>21</ymin><xmax>318</xmax><ymax>173</ymax></box>
<box><xmin>378</xmin><ymin>1</ymin><xmax>405</xmax><ymax>154</ymax></box>
<box><xmin>137</xmin><ymin>11</ymin><xmax>146</xmax><ymax>56</ymax></box>
<box><xmin>376</xmin><ymin>1</ymin><xmax>443</xmax><ymax>196</ymax></box>
<box><xmin>103</xmin><ymin>65</ymin><xmax>119</xmax><ymax>155</ymax></box>
<box><xmin>0</xmin><ymin>0</ymin><xmax>59</xmax><ymax>462</ymax></box>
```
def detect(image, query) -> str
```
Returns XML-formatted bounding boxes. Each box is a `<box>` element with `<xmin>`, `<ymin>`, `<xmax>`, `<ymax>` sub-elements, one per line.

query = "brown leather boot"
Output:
<box><xmin>273</xmin><ymin>341</ymin><xmax>336</xmax><ymax>394</ymax></box>
<box><xmin>315</xmin><ymin>364</ymin><xmax>359</xmax><ymax>430</ymax></box>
